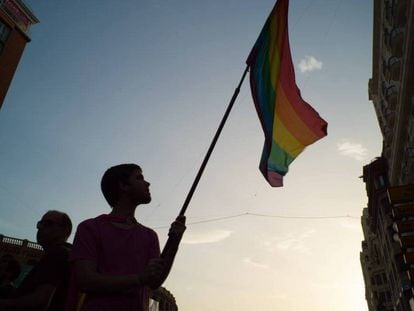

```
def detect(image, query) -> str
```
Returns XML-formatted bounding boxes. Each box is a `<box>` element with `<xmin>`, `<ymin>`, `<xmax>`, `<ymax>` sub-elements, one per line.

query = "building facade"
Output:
<box><xmin>0</xmin><ymin>0</ymin><xmax>38</xmax><ymax>109</ymax></box>
<box><xmin>361</xmin><ymin>0</ymin><xmax>414</xmax><ymax>310</ymax></box>
<box><xmin>360</xmin><ymin>158</ymin><xmax>413</xmax><ymax>310</ymax></box>
<box><xmin>368</xmin><ymin>0</ymin><xmax>414</xmax><ymax>186</ymax></box>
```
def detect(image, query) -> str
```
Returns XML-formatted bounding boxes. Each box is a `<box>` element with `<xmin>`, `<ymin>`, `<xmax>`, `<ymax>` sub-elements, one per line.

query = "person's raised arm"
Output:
<box><xmin>149</xmin><ymin>216</ymin><xmax>186</xmax><ymax>289</ymax></box>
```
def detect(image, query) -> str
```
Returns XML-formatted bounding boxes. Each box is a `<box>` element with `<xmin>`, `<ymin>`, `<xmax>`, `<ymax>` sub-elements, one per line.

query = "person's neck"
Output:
<box><xmin>110</xmin><ymin>201</ymin><xmax>137</xmax><ymax>219</ymax></box>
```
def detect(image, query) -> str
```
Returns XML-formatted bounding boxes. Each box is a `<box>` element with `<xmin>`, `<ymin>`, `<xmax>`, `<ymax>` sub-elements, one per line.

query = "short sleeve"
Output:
<box><xmin>70</xmin><ymin>220</ymin><xmax>99</xmax><ymax>263</ymax></box>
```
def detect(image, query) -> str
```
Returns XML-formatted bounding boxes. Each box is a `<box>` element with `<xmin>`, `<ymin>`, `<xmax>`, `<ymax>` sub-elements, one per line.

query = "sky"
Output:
<box><xmin>0</xmin><ymin>0</ymin><xmax>381</xmax><ymax>310</ymax></box>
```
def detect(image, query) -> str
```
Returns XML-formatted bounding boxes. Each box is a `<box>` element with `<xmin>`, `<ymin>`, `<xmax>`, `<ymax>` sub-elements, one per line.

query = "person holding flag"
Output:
<box><xmin>68</xmin><ymin>0</ymin><xmax>327</xmax><ymax>308</ymax></box>
<box><xmin>67</xmin><ymin>164</ymin><xmax>186</xmax><ymax>311</ymax></box>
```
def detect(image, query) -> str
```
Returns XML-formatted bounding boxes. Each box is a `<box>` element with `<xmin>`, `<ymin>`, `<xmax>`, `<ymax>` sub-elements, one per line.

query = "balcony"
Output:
<box><xmin>397</xmin><ymin>234</ymin><xmax>414</xmax><ymax>253</ymax></box>
<box><xmin>387</xmin><ymin>185</ymin><xmax>414</xmax><ymax>205</ymax></box>
<box><xmin>407</xmin><ymin>269</ymin><xmax>414</xmax><ymax>281</ymax></box>
<box><xmin>395</xmin><ymin>253</ymin><xmax>410</xmax><ymax>271</ymax></box>
<box><xmin>401</xmin><ymin>157</ymin><xmax>414</xmax><ymax>184</ymax></box>
<box><xmin>392</xmin><ymin>204</ymin><xmax>414</xmax><ymax>219</ymax></box>
<box><xmin>394</xmin><ymin>220</ymin><xmax>414</xmax><ymax>233</ymax></box>
<box><xmin>403</xmin><ymin>252</ymin><xmax>414</xmax><ymax>264</ymax></box>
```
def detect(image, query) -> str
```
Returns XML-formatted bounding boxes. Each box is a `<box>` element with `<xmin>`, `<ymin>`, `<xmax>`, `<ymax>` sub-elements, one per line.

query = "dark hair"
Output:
<box><xmin>101</xmin><ymin>164</ymin><xmax>141</xmax><ymax>207</ymax></box>
<box><xmin>46</xmin><ymin>210</ymin><xmax>72</xmax><ymax>240</ymax></box>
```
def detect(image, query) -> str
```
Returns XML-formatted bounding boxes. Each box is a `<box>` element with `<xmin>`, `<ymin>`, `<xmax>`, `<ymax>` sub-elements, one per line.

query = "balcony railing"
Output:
<box><xmin>0</xmin><ymin>234</ymin><xmax>43</xmax><ymax>251</ymax></box>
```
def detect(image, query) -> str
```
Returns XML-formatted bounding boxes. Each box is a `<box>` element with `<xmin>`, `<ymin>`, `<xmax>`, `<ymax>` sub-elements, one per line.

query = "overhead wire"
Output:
<box><xmin>152</xmin><ymin>211</ymin><xmax>360</xmax><ymax>229</ymax></box>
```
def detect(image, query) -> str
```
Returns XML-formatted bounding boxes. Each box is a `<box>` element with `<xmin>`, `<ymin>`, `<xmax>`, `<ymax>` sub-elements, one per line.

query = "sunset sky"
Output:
<box><xmin>0</xmin><ymin>0</ymin><xmax>379</xmax><ymax>310</ymax></box>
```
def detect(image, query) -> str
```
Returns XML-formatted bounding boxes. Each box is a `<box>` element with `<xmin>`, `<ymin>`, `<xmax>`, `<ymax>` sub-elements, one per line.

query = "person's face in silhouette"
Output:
<box><xmin>121</xmin><ymin>169</ymin><xmax>151</xmax><ymax>206</ymax></box>
<box><xmin>36</xmin><ymin>211</ymin><xmax>66</xmax><ymax>248</ymax></box>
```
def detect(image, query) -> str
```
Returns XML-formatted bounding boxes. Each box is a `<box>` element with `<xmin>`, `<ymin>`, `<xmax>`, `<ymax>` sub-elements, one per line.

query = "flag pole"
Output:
<box><xmin>161</xmin><ymin>65</ymin><xmax>249</xmax><ymax>260</ymax></box>
<box><xmin>178</xmin><ymin>64</ymin><xmax>249</xmax><ymax>217</ymax></box>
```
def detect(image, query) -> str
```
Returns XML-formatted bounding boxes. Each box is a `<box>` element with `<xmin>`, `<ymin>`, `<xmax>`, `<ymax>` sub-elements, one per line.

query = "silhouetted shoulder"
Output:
<box><xmin>137</xmin><ymin>222</ymin><xmax>157</xmax><ymax>235</ymax></box>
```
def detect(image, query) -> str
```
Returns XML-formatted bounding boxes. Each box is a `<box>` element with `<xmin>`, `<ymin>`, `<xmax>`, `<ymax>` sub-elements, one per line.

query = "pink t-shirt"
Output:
<box><xmin>68</xmin><ymin>214</ymin><xmax>160</xmax><ymax>311</ymax></box>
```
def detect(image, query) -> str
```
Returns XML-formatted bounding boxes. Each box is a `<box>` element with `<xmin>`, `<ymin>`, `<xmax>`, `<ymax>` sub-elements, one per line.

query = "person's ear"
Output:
<box><xmin>119</xmin><ymin>180</ymin><xmax>131</xmax><ymax>192</ymax></box>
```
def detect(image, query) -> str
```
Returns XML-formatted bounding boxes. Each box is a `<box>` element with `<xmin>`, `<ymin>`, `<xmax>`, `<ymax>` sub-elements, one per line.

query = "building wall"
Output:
<box><xmin>0</xmin><ymin>0</ymin><xmax>38</xmax><ymax>109</ymax></box>
<box><xmin>361</xmin><ymin>1</ymin><xmax>414</xmax><ymax>309</ymax></box>
<box><xmin>369</xmin><ymin>0</ymin><xmax>414</xmax><ymax>186</ymax></box>
<box><xmin>0</xmin><ymin>10</ymin><xmax>27</xmax><ymax>108</ymax></box>
<box><xmin>361</xmin><ymin>158</ymin><xmax>397</xmax><ymax>311</ymax></box>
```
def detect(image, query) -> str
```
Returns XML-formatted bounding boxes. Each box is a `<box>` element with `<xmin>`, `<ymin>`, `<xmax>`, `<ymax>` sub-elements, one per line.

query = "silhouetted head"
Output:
<box><xmin>101</xmin><ymin>164</ymin><xmax>151</xmax><ymax>208</ymax></box>
<box><xmin>36</xmin><ymin>210</ymin><xmax>72</xmax><ymax>248</ymax></box>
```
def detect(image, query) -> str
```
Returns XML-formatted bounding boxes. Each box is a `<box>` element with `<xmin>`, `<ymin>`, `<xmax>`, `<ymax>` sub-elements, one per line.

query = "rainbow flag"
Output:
<box><xmin>246</xmin><ymin>0</ymin><xmax>328</xmax><ymax>187</ymax></box>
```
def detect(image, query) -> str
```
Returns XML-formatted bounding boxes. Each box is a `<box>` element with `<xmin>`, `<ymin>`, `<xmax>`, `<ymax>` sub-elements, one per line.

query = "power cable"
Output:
<box><xmin>152</xmin><ymin>211</ymin><xmax>359</xmax><ymax>229</ymax></box>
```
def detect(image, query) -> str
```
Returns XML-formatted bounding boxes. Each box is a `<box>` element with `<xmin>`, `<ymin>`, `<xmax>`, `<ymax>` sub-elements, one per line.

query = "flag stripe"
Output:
<box><xmin>278</xmin><ymin>41</ymin><xmax>327</xmax><ymax>137</ymax></box>
<box><xmin>273</xmin><ymin>115</ymin><xmax>304</xmax><ymax>158</ymax></box>
<box><xmin>268</xmin><ymin>6</ymin><xmax>285</xmax><ymax>89</ymax></box>
<box><xmin>247</xmin><ymin>0</ymin><xmax>328</xmax><ymax>186</ymax></box>
<box><xmin>270</xmin><ymin>139</ymin><xmax>295</xmax><ymax>168</ymax></box>
<box><xmin>275</xmin><ymin>86</ymin><xmax>319</xmax><ymax>145</ymax></box>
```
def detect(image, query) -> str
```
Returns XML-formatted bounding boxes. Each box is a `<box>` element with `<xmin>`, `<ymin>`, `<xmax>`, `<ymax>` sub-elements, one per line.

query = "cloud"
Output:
<box><xmin>298</xmin><ymin>56</ymin><xmax>323</xmax><ymax>73</ymax></box>
<box><xmin>337</xmin><ymin>141</ymin><xmax>368</xmax><ymax>161</ymax></box>
<box><xmin>181</xmin><ymin>229</ymin><xmax>232</xmax><ymax>244</ymax></box>
<box><xmin>243</xmin><ymin>257</ymin><xmax>269</xmax><ymax>269</ymax></box>
<box><xmin>262</xmin><ymin>229</ymin><xmax>315</xmax><ymax>254</ymax></box>
<box><xmin>275</xmin><ymin>230</ymin><xmax>315</xmax><ymax>254</ymax></box>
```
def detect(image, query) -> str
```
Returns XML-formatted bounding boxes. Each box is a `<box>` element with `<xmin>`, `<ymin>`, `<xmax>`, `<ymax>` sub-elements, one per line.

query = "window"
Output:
<box><xmin>0</xmin><ymin>20</ymin><xmax>11</xmax><ymax>54</ymax></box>
<box><xmin>375</xmin><ymin>274</ymin><xmax>383</xmax><ymax>285</ymax></box>
<box><xmin>379</xmin><ymin>292</ymin><xmax>386</xmax><ymax>303</ymax></box>
<box><xmin>374</xmin><ymin>174</ymin><xmax>387</xmax><ymax>189</ymax></box>
<box><xmin>382</xmin><ymin>273</ymin><xmax>388</xmax><ymax>284</ymax></box>
<box><xmin>386</xmin><ymin>291</ymin><xmax>391</xmax><ymax>302</ymax></box>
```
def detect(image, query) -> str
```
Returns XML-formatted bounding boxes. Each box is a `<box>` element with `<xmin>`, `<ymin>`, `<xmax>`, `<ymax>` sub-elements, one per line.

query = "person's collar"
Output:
<box><xmin>98</xmin><ymin>214</ymin><xmax>138</xmax><ymax>225</ymax></box>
